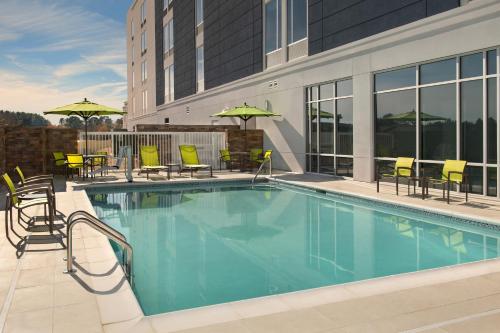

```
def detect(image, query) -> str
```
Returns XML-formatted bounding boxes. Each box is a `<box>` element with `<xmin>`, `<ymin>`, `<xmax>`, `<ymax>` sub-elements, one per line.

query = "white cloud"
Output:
<box><xmin>0</xmin><ymin>0</ymin><xmax>127</xmax><ymax>118</ymax></box>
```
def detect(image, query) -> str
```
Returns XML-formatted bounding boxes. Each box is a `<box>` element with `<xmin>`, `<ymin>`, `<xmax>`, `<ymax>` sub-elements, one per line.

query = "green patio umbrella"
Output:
<box><xmin>212</xmin><ymin>103</ymin><xmax>281</xmax><ymax>131</ymax></box>
<box><xmin>44</xmin><ymin>98</ymin><xmax>126</xmax><ymax>155</ymax></box>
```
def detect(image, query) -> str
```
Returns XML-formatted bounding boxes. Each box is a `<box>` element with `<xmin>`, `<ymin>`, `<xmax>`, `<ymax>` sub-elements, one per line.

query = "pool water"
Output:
<box><xmin>87</xmin><ymin>182</ymin><xmax>500</xmax><ymax>315</ymax></box>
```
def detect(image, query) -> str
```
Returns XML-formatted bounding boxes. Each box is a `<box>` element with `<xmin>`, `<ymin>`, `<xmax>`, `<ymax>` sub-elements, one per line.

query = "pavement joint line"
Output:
<box><xmin>402</xmin><ymin>307</ymin><xmax>500</xmax><ymax>332</ymax></box>
<box><xmin>0</xmin><ymin>233</ymin><xmax>30</xmax><ymax>333</ymax></box>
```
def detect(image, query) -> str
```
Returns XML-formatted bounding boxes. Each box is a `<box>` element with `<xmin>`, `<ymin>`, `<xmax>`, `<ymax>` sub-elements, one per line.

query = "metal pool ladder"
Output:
<box><xmin>64</xmin><ymin>210</ymin><xmax>133</xmax><ymax>285</ymax></box>
<box><xmin>252</xmin><ymin>157</ymin><xmax>272</xmax><ymax>184</ymax></box>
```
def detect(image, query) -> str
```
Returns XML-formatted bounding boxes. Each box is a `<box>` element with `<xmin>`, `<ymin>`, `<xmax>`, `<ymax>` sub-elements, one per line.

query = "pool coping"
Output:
<box><xmin>78</xmin><ymin>176</ymin><xmax>500</xmax><ymax>332</ymax></box>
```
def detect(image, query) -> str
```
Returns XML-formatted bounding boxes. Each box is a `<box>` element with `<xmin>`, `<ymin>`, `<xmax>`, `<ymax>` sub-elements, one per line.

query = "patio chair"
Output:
<box><xmin>376</xmin><ymin>157</ymin><xmax>415</xmax><ymax>195</ymax></box>
<box><xmin>14</xmin><ymin>166</ymin><xmax>56</xmax><ymax>210</ymax></box>
<box><xmin>179</xmin><ymin>145</ymin><xmax>213</xmax><ymax>178</ymax></box>
<box><xmin>425</xmin><ymin>160</ymin><xmax>468</xmax><ymax>204</ymax></box>
<box><xmin>139</xmin><ymin>145</ymin><xmax>167</xmax><ymax>179</ymax></box>
<box><xmin>52</xmin><ymin>151</ymin><xmax>66</xmax><ymax>174</ymax></box>
<box><xmin>249</xmin><ymin>148</ymin><xmax>263</xmax><ymax>169</ymax></box>
<box><xmin>89</xmin><ymin>147</ymin><xmax>126</xmax><ymax>177</ymax></box>
<box><xmin>219</xmin><ymin>149</ymin><xmax>236</xmax><ymax>171</ymax></box>
<box><xmin>66</xmin><ymin>154</ymin><xmax>88</xmax><ymax>179</ymax></box>
<box><xmin>2</xmin><ymin>173</ymin><xmax>55</xmax><ymax>234</ymax></box>
<box><xmin>90</xmin><ymin>151</ymin><xmax>108</xmax><ymax>176</ymax></box>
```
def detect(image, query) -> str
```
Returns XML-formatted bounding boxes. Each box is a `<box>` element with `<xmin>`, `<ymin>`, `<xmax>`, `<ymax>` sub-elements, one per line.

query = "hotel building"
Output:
<box><xmin>126</xmin><ymin>0</ymin><xmax>500</xmax><ymax>197</ymax></box>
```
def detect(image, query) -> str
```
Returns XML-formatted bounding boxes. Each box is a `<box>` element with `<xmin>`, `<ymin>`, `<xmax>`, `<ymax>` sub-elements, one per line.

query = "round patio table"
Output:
<box><xmin>84</xmin><ymin>154</ymin><xmax>109</xmax><ymax>178</ymax></box>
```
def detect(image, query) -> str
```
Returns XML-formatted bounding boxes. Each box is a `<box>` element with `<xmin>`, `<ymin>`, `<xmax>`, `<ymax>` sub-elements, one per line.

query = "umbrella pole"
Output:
<box><xmin>85</xmin><ymin>118</ymin><xmax>88</xmax><ymax>156</ymax></box>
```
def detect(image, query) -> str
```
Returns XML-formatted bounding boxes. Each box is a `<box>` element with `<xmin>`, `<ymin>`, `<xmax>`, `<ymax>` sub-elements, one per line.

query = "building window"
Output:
<box><xmin>163</xmin><ymin>19</ymin><xmax>174</xmax><ymax>54</ymax></box>
<box><xmin>196</xmin><ymin>46</ymin><xmax>204</xmax><ymax>92</ymax></box>
<box><xmin>140</xmin><ymin>1</ymin><xmax>147</xmax><ymax>24</ymax></box>
<box><xmin>374</xmin><ymin>48</ymin><xmax>500</xmax><ymax>196</ymax></box>
<box><xmin>164</xmin><ymin>65</ymin><xmax>175</xmax><ymax>103</ymax></box>
<box><xmin>142</xmin><ymin>90</ymin><xmax>148</xmax><ymax>114</ymax></box>
<box><xmin>132</xmin><ymin>96</ymin><xmax>136</xmax><ymax>116</ymax></box>
<box><xmin>164</xmin><ymin>118</ymin><xmax>170</xmax><ymax>124</ymax></box>
<box><xmin>163</xmin><ymin>0</ymin><xmax>168</xmax><ymax>10</ymax></box>
<box><xmin>141</xmin><ymin>31</ymin><xmax>147</xmax><ymax>53</ymax></box>
<box><xmin>141</xmin><ymin>60</ymin><xmax>147</xmax><ymax>81</ymax></box>
<box><xmin>287</xmin><ymin>0</ymin><xmax>307</xmax><ymax>44</ymax></box>
<box><xmin>132</xmin><ymin>71</ymin><xmax>135</xmax><ymax>89</ymax></box>
<box><xmin>265</xmin><ymin>0</ymin><xmax>281</xmax><ymax>54</ymax></box>
<box><xmin>131</xmin><ymin>20</ymin><xmax>135</xmax><ymax>39</ymax></box>
<box><xmin>305</xmin><ymin>79</ymin><xmax>353</xmax><ymax>177</ymax></box>
<box><xmin>196</xmin><ymin>0</ymin><xmax>204</xmax><ymax>26</ymax></box>
<box><xmin>131</xmin><ymin>45</ymin><xmax>135</xmax><ymax>64</ymax></box>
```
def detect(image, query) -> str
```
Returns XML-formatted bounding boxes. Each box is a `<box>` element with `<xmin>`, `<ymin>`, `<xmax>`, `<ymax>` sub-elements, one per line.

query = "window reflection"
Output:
<box><xmin>336</xmin><ymin>79</ymin><xmax>353</xmax><ymax>97</ymax></box>
<box><xmin>461</xmin><ymin>53</ymin><xmax>483</xmax><ymax>79</ymax></box>
<box><xmin>461</xmin><ymin>80</ymin><xmax>483</xmax><ymax>163</ymax></box>
<box><xmin>319</xmin><ymin>101</ymin><xmax>334</xmax><ymax>154</ymax></box>
<box><xmin>310</xmin><ymin>103</ymin><xmax>318</xmax><ymax>153</ymax></box>
<box><xmin>420</xmin><ymin>58</ymin><xmax>455</xmax><ymax>84</ymax></box>
<box><xmin>487</xmin><ymin>50</ymin><xmax>497</xmax><ymax>75</ymax></box>
<box><xmin>319</xmin><ymin>83</ymin><xmax>333</xmax><ymax>100</ymax></box>
<box><xmin>337</xmin><ymin>98</ymin><xmax>353</xmax><ymax>155</ymax></box>
<box><xmin>488</xmin><ymin>168</ymin><xmax>497</xmax><ymax>197</ymax></box>
<box><xmin>488</xmin><ymin>78</ymin><xmax>497</xmax><ymax>163</ymax></box>
<box><xmin>375</xmin><ymin>89</ymin><xmax>416</xmax><ymax>157</ymax></box>
<box><xmin>374</xmin><ymin>67</ymin><xmax>415</xmax><ymax>91</ymax></box>
<box><xmin>420</xmin><ymin>84</ymin><xmax>456</xmax><ymax>160</ymax></box>
<box><xmin>319</xmin><ymin>155</ymin><xmax>334</xmax><ymax>175</ymax></box>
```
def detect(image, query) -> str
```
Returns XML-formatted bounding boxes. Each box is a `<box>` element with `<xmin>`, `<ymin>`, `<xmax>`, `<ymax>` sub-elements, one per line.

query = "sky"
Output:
<box><xmin>0</xmin><ymin>0</ymin><xmax>130</xmax><ymax>123</ymax></box>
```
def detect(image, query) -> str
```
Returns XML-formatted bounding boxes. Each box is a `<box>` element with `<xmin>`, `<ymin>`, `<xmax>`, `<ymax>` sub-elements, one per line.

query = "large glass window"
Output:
<box><xmin>461</xmin><ymin>80</ymin><xmax>483</xmax><ymax>163</ymax></box>
<box><xmin>265</xmin><ymin>0</ymin><xmax>281</xmax><ymax>54</ymax></box>
<box><xmin>163</xmin><ymin>19</ymin><xmax>174</xmax><ymax>54</ymax></box>
<box><xmin>488</xmin><ymin>78</ymin><xmax>497</xmax><ymax>163</ymax></box>
<box><xmin>141</xmin><ymin>31</ymin><xmax>147</xmax><ymax>53</ymax></box>
<box><xmin>196</xmin><ymin>0</ymin><xmax>204</xmax><ymax>26</ymax></box>
<box><xmin>420</xmin><ymin>84</ymin><xmax>456</xmax><ymax>161</ymax></box>
<box><xmin>164</xmin><ymin>65</ymin><xmax>175</xmax><ymax>103</ymax></box>
<box><xmin>287</xmin><ymin>0</ymin><xmax>307</xmax><ymax>44</ymax></box>
<box><xmin>141</xmin><ymin>60</ymin><xmax>147</xmax><ymax>81</ymax></box>
<box><xmin>196</xmin><ymin>46</ymin><xmax>204</xmax><ymax>92</ymax></box>
<box><xmin>375</xmin><ymin>47</ymin><xmax>500</xmax><ymax>197</ymax></box>
<box><xmin>375</xmin><ymin>89</ymin><xmax>416</xmax><ymax>158</ymax></box>
<box><xmin>306</xmin><ymin>79</ymin><xmax>353</xmax><ymax>176</ymax></box>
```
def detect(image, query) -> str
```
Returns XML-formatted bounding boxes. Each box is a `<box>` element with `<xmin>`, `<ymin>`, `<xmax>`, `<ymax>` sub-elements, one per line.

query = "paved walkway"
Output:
<box><xmin>1</xmin><ymin>171</ymin><xmax>500</xmax><ymax>332</ymax></box>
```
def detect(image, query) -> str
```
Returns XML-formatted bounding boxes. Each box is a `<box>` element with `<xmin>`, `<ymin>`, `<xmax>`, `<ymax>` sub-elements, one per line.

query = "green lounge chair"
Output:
<box><xmin>425</xmin><ymin>160</ymin><xmax>468</xmax><ymax>204</ymax></box>
<box><xmin>219</xmin><ymin>149</ymin><xmax>236</xmax><ymax>171</ymax></box>
<box><xmin>179</xmin><ymin>145</ymin><xmax>213</xmax><ymax>178</ymax></box>
<box><xmin>2</xmin><ymin>173</ymin><xmax>55</xmax><ymax>235</ymax></box>
<box><xmin>52</xmin><ymin>151</ymin><xmax>66</xmax><ymax>174</ymax></box>
<box><xmin>65</xmin><ymin>154</ymin><xmax>88</xmax><ymax>179</ymax></box>
<box><xmin>376</xmin><ymin>157</ymin><xmax>415</xmax><ymax>195</ymax></box>
<box><xmin>139</xmin><ymin>145</ymin><xmax>167</xmax><ymax>179</ymax></box>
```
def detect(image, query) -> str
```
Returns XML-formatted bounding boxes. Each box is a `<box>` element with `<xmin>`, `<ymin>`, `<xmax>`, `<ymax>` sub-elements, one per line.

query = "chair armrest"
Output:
<box><xmin>18</xmin><ymin>184</ymin><xmax>53</xmax><ymax>194</ymax></box>
<box><xmin>447</xmin><ymin>170</ymin><xmax>465</xmax><ymax>182</ymax></box>
<box><xmin>13</xmin><ymin>187</ymin><xmax>52</xmax><ymax>197</ymax></box>
<box><xmin>25</xmin><ymin>175</ymin><xmax>53</xmax><ymax>181</ymax></box>
<box><xmin>395</xmin><ymin>166</ymin><xmax>414</xmax><ymax>177</ymax></box>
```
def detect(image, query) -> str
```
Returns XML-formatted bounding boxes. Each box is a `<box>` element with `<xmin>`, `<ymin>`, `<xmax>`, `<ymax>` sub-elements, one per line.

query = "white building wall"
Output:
<box><xmin>127</xmin><ymin>0</ymin><xmax>500</xmax><ymax>181</ymax></box>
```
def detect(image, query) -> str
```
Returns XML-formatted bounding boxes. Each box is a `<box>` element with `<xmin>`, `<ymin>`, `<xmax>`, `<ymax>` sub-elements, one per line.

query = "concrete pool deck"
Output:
<box><xmin>2</xmin><ymin>170</ymin><xmax>500</xmax><ymax>332</ymax></box>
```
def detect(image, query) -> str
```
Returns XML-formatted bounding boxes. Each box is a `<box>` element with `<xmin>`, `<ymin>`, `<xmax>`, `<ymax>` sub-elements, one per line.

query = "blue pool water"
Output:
<box><xmin>87</xmin><ymin>181</ymin><xmax>500</xmax><ymax>315</ymax></box>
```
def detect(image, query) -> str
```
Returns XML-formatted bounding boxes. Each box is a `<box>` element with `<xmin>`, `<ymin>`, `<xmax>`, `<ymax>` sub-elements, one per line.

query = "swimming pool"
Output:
<box><xmin>87</xmin><ymin>181</ymin><xmax>500</xmax><ymax>315</ymax></box>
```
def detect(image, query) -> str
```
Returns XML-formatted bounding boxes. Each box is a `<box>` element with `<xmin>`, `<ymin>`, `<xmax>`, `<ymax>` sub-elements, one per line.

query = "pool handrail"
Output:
<box><xmin>64</xmin><ymin>210</ymin><xmax>133</xmax><ymax>285</ymax></box>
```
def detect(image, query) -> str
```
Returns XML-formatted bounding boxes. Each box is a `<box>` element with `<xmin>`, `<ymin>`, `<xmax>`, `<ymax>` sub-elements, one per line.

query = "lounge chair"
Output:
<box><xmin>139</xmin><ymin>145</ymin><xmax>167</xmax><ymax>179</ymax></box>
<box><xmin>66</xmin><ymin>154</ymin><xmax>88</xmax><ymax>179</ymax></box>
<box><xmin>179</xmin><ymin>145</ymin><xmax>213</xmax><ymax>178</ymax></box>
<box><xmin>219</xmin><ymin>149</ymin><xmax>236</xmax><ymax>171</ymax></box>
<box><xmin>2</xmin><ymin>173</ymin><xmax>55</xmax><ymax>234</ymax></box>
<box><xmin>255</xmin><ymin>150</ymin><xmax>272</xmax><ymax>165</ymax></box>
<box><xmin>425</xmin><ymin>160</ymin><xmax>468</xmax><ymax>204</ymax></box>
<box><xmin>52</xmin><ymin>151</ymin><xmax>66</xmax><ymax>174</ymax></box>
<box><xmin>376</xmin><ymin>157</ymin><xmax>415</xmax><ymax>195</ymax></box>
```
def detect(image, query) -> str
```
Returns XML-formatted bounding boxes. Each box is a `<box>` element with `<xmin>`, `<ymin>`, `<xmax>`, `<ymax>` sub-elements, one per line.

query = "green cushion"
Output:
<box><xmin>2</xmin><ymin>173</ymin><xmax>18</xmax><ymax>205</ymax></box>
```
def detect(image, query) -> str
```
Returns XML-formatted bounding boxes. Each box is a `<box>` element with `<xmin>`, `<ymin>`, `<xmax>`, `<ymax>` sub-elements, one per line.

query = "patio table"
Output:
<box><xmin>84</xmin><ymin>154</ymin><xmax>109</xmax><ymax>178</ymax></box>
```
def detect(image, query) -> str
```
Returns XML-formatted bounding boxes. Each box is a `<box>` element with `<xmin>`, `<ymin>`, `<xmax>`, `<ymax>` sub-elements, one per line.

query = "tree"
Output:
<box><xmin>0</xmin><ymin>110</ymin><xmax>51</xmax><ymax>127</ymax></box>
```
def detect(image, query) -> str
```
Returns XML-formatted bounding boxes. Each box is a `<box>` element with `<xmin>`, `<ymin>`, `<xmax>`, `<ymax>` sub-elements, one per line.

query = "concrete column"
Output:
<box><xmin>352</xmin><ymin>56</ymin><xmax>375</xmax><ymax>182</ymax></box>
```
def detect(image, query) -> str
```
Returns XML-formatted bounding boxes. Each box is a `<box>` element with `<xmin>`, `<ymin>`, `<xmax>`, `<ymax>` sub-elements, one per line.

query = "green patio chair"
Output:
<box><xmin>2</xmin><ymin>173</ymin><xmax>55</xmax><ymax>235</ymax></box>
<box><xmin>15</xmin><ymin>166</ymin><xmax>56</xmax><ymax>210</ymax></box>
<box><xmin>66</xmin><ymin>154</ymin><xmax>88</xmax><ymax>179</ymax></box>
<box><xmin>139</xmin><ymin>146</ymin><xmax>167</xmax><ymax>179</ymax></box>
<box><xmin>219</xmin><ymin>149</ymin><xmax>236</xmax><ymax>171</ymax></box>
<box><xmin>249</xmin><ymin>148</ymin><xmax>263</xmax><ymax>167</ymax></box>
<box><xmin>179</xmin><ymin>145</ymin><xmax>213</xmax><ymax>178</ymax></box>
<box><xmin>52</xmin><ymin>151</ymin><xmax>66</xmax><ymax>174</ymax></box>
<box><xmin>425</xmin><ymin>160</ymin><xmax>468</xmax><ymax>204</ymax></box>
<box><xmin>376</xmin><ymin>157</ymin><xmax>415</xmax><ymax>195</ymax></box>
